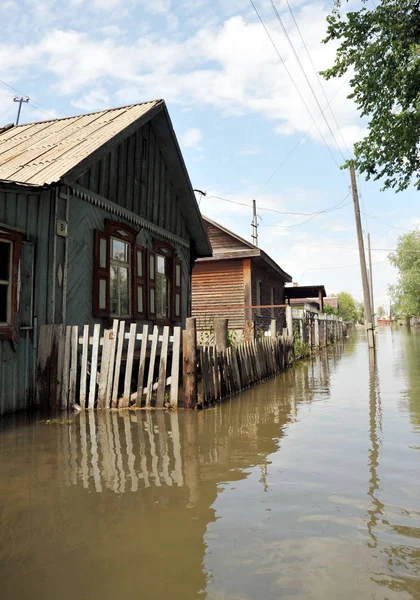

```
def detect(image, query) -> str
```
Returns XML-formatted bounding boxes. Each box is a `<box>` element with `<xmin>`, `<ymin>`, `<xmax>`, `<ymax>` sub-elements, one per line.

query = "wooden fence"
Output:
<box><xmin>36</xmin><ymin>321</ymin><xmax>181</xmax><ymax>410</ymax></box>
<box><xmin>197</xmin><ymin>323</ymin><xmax>293</xmax><ymax>407</ymax></box>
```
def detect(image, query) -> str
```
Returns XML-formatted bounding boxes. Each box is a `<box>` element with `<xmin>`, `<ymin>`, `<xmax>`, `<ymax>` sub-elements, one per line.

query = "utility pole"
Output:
<box><xmin>350</xmin><ymin>164</ymin><xmax>375</xmax><ymax>349</ymax></box>
<box><xmin>368</xmin><ymin>232</ymin><xmax>375</xmax><ymax>327</ymax></box>
<box><xmin>13</xmin><ymin>96</ymin><xmax>29</xmax><ymax>126</ymax></box>
<box><xmin>251</xmin><ymin>199</ymin><xmax>258</xmax><ymax>246</ymax></box>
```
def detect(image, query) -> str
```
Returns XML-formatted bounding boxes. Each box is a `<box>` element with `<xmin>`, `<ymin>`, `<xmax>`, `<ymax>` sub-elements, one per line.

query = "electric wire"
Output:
<box><xmin>0</xmin><ymin>77</ymin><xmax>56</xmax><ymax>119</ymax></box>
<box><xmin>248</xmin><ymin>0</ymin><xmax>349</xmax><ymax>184</ymax></box>
<box><xmin>283</xmin><ymin>0</ymin><xmax>353</xmax><ymax>159</ymax></box>
<box><xmin>268</xmin><ymin>0</ymin><xmax>348</xmax><ymax>164</ymax></box>
<box><xmin>205</xmin><ymin>191</ymin><xmax>351</xmax><ymax>218</ymax></box>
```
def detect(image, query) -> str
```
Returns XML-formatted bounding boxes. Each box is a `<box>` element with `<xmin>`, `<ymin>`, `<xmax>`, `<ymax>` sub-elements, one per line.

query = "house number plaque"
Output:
<box><xmin>56</xmin><ymin>220</ymin><xmax>68</xmax><ymax>237</ymax></box>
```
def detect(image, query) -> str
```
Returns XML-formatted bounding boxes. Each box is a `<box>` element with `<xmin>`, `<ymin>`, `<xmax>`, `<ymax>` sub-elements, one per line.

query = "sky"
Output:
<box><xmin>0</xmin><ymin>0</ymin><xmax>417</xmax><ymax>311</ymax></box>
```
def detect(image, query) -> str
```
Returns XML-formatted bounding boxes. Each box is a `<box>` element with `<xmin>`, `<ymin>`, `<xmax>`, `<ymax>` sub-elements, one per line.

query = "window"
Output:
<box><xmin>256</xmin><ymin>280</ymin><xmax>262</xmax><ymax>317</ymax></box>
<box><xmin>93</xmin><ymin>222</ymin><xmax>182</xmax><ymax>323</ymax></box>
<box><xmin>110</xmin><ymin>238</ymin><xmax>130</xmax><ymax>316</ymax></box>
<box><xmin>0</xmin><ymin>227</ymin><xmax>23</xmax><ymax>341</ymax></box>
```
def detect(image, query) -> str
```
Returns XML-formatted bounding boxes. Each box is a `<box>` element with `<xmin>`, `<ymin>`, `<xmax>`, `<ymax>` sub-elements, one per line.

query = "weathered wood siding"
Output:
<box><xmin>251</xmin><ymin>261</ymin><xmax>287</xmax><ymax>331</ymax></box>
<box><xmin>66</xmin><ymin>194</ymin><xmax>190</xmax><ymax>328</ymax></box>
<box><xmin>75</xmin><ymin>122</ymin><xmax>189</xmax><ymax>240</ymax></box>
<box><xmin>191</xmin><ymin>259</ymin><xmax>245</xmax><ymax>329</ymax></box>
<box><xmin>0</xmin><ymin>186</ymin><xmax>53</xmax><ymax>416</ymax></box>
<box><xmin>203</xmin><ymin>221</ymin><xmax>249</xmax><ymax>251</ymax></box>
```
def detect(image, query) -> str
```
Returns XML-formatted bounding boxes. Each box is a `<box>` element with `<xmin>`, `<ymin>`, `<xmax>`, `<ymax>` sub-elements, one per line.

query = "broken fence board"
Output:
<box><xmin>79</xmin><ymin>324</ymin><xmax>89</xmax><ymax>409</ymax></box>
<box><xmin>170</xmin><ymin>327</ymin><xmax>181</xmax><ymax>406</ymax></box>
<box><xmin>156</xmin><ymin>326</ymin><xmax>170</xmax><ymax>407</ymax></box>
<box><xmin>136</xmin><ymin>324</ymin><xmax>149</xmax><ymax>407</ymax></box>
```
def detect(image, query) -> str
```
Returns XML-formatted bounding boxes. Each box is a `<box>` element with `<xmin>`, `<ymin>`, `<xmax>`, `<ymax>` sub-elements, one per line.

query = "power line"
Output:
<box><xmin>204</xmin><ymin>191</ymin><xmax>351</xmax><ymax>217</ymax></box>
<box><xmin>259</xmin><ymin>75</ymin><xmax>351</xmax><ymax>194</ymax></box>
<box><xmin>0</xmin><ymin>77</ymin><xmax>56</xmax><ymax>119</ymax></box>
<box><xmin>360</xmin><ymin>210</ymin><xmax>411</xmax><ymax>232</ymax></box>
<box><xmin>0</xmin><ymin>103</ymin><xmax>14</xmax><ymax>122</ymax></box>
<box><xmin>305</xmin><ymin>260</ymin><xmax>388</xmax><ymax>270</ymax></box>
<box><xmin>267</xmin><ymin>0</ymin><xmax>348</xmax><ymax>164</ymax></box>
<box><xmin>263</xmin><ymin>199</ymin><xmax>353</xmax><ymax>228</ymax></box>
<box><xmin>248</xmin><ymin>0</ymin><xmax>349</xmax><ymax>183</ymax></box>
<box><xmin>283</xmin><ymin>0</ymin><xmax>353</xmax><ymax>159</ymax></box>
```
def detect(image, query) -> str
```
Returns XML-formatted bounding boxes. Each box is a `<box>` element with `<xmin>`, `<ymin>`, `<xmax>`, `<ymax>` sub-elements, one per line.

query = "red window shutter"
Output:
<box><xmin>147</xmin><ymin>250</ymin><xmax>156</xmax><ymax>320</ymax></box>
<box><xmin>133</xmin><ymin>245</ymin><xmax>146</xmax><ymax>319</ymax></box>
<box><xmin>173</xmin><ymin>258</ymin><xmax>182</xmax><ymax>322</ymax></box>
<box><xmin>93</xmin><ymin>230</ymin><xmax>110</xmax><ymax>318</ymax></box>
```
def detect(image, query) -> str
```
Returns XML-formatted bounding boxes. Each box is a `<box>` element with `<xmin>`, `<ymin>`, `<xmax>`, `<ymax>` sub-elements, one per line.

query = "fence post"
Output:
<box><xmin>244</xmin><ymin>320</ymin><xmax>255</xmax><ymax>343</ymax></box>
<box><xmin>314</xmin><ymin>315</ymin><xmax>320</xmax><ymax>349</ymax></box>
<box><xmin>270</xmin><ymin>319</ymin><xmax>277</xmax><ymax>339</ymax></box>
<box><xmin>286</xmin><ymin>305</ymin><xmax>293</xmax><ymax>338</ymax></box>
<box><xmin>183</xmin><ymin>317</ymin><xmax>197</xmax><ymax>409</ymax></box>
<box><xmin>214</xmin><ymin>318</ymin><xmax>228</xmax><ymax>353</ymax></box>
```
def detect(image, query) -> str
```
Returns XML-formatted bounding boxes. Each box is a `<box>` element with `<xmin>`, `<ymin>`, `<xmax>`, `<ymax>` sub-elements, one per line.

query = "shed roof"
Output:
<box><xmin>284</xmin><ymin>285</ymin><xmax>327</xmax><ymax>299</ymax></box>
<box><xmin>0</xmin><ymin>101</ymin><xmax>212</xmax><ymax>257</ymax></box>
<box><xmin>199</xmin><ymin>216</ymin><xmax>292</xmax><ymax>282</ymax></box>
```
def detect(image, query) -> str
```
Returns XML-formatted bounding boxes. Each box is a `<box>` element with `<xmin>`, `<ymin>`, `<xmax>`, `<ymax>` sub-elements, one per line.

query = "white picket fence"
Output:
<box><xmin>37</xmin><ymin>320</ymin><xmax>182</xmax><ymax>410</ymax></box>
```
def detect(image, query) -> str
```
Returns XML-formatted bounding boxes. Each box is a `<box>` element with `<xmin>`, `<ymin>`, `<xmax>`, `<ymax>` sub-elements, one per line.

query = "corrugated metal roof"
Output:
<box><xmin>0</xmin><ymin>101</ymin><xmax>162</xmax><ymax>186</ymax></box>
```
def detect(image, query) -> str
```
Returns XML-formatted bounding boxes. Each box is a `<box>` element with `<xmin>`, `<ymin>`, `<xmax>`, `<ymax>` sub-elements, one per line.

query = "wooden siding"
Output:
<box><xmin>76</xmin><ymin>122</ymin><xmax>189</xmax><ymax>241</ymax></box>
<box><xmin>191</xmin><ymin>259</ymin><xmax>245</xmax><ymax>329</ymax></box>
<box><xmin>252</xmin><ymin>259</ymin><xmax>287</xmax><ymax>331</ymax></box>
<box><xmin>204</xmin><ymin>221</ymin><xmax>250</xmax><ymax>252</ymax></box>
<box><xmin>66</xmin><ymin>194</ymin><xmax>190</xmax><ymax>328</ymax></box>
<box><xmin>0</xmin><ymin>187</ymin><xmax>53</xmax><ymax>416</ymax></box>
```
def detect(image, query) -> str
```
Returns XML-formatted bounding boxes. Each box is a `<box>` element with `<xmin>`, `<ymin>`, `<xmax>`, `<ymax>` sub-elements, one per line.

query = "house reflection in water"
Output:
<box><xmin>0</xmin><ymin>348</ymin><xmax>340</xmax><ymax>600</ymax></box>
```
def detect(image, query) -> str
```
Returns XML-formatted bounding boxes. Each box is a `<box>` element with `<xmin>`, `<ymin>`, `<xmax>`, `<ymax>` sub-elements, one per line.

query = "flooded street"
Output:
<box><xmin>2</xmin><ymin>328</ymin><xmax>420</xmax><ymax>600</ymax></box>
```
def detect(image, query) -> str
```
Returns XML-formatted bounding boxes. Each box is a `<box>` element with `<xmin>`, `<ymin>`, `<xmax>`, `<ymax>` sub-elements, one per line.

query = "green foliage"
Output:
<box><xmin>323</xmin><ymin>304</ymin><xmax>337</xmax><ymax>315</ymax></box>
<box><xmin>356</xmin><ymin>301</ymin><xmax>364</xmax><ymax>323</ymax></box>
<box><xmin>388</xmin><ymin>230</ymin><xmax>420</xmax><ymax>316</ymax></box>
<box><xmin>377</xmin><ymin>305</ymin><xmax>386</xmax><ymax>317</ymax></box>
<box><xmin>293</xmin><ymin>335</ymin><xmax>311</xmax><ymax>359</ymax></box>
<box><xmin>337</xmin><ymin>291</ymin><xmax>358</xmax><ymax>322</ymax></box>
<box><xmin>321</xmin><ymin>0</ymin><xmax>420</xmax><ymax>192</ymax></box>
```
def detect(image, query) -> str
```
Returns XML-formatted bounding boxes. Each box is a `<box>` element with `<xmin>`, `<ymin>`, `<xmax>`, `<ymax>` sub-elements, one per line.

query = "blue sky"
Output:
<box><xmin>0</xmin><ymin>0</ymin><xmax>417</xmax><ymax>310</ymax></box>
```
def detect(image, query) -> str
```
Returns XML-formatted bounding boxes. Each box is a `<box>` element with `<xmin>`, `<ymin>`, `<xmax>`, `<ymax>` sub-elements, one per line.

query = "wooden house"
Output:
<box><xmin>191</xmin><ymin>216</ymin><xmax>292</xmax><ymax>338</ymax></box>
<box><xmin>0</xmin><ymin>101</ymin><xmax>211</xmax><ymax>415</ymax></box>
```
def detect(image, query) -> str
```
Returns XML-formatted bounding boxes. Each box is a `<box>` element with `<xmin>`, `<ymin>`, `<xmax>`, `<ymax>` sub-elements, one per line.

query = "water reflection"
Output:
<box><xmin>1</xmin><ymin>333</ymin><xmax>420</xmax><ymax>600</ymax></box>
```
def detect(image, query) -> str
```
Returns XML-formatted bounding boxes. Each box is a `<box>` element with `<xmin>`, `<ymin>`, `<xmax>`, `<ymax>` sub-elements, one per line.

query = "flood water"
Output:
<box><xmin>1</xmin><ymin>328</ymin><xmax>420</xmax><ymax>599</ymax></box>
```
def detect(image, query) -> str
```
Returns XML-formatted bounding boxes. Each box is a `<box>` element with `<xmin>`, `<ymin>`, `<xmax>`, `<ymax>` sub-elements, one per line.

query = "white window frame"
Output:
<box><xmin>110</xmin><ymin>236</ymin><xmax>131</xmax><ymax>318</ymax></box>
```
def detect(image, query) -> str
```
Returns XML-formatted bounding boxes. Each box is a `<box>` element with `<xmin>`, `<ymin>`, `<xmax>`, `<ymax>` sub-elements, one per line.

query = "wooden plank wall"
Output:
<box><xmin>191</xmin><ymin>259</ymin><xmax>246</xmax><ymax>330</ymax></box>
<box><xmin>76</xmin><ymin>121</ymin><xmax>189</xmax><ymax>241</ymax></box>
<box><xmin>0</xmin><ymin>187</ymin><xmax>52</xmax><ymax>416</ymax></box>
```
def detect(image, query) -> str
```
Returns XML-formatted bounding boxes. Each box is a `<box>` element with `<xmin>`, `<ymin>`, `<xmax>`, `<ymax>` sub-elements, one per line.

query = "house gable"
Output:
<box><xmin>75</xmin><ymin>120</ymin><xmax>189</xmax><ymax>241</ymax></box>
<box><xmin>203</xmin><ymin>217</ymin><xmax>254</xmax><ymax>253</ymax></box>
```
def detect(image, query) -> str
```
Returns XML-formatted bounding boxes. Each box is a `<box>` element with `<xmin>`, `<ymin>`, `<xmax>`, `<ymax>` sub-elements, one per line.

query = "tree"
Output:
<box><xmin>356</xmin><ymin>301</ymin><xmax>364</xmax><ymax>323</ymax></box>
<box><xmin>389</xmin><ymin>230</ymin><xmax>420</xmax><ymax>316</ymax></box>
<box><xmin>323</xmin><ymin>304</ymin><xmax>337</xmax><ymax>315</ymax></box>
<box><xmin>337</xmin><ymin>291</ymin><xmax>358</xmax><ymax>322</ymax></box>
<box><xmin>377</xmin><ymin>305</ymin><xmax>386</xmax><ymax>317</ymax></box>
<box><xmin>321</xmin><ymin>0</ymin><xmax>420</xmax><ymax>192</ymax></box>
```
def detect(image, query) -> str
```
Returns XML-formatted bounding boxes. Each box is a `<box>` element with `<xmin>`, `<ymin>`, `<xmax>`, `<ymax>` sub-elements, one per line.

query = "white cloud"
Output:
<box><xmin>0</xmin><ymin>4</ymin><xmax>365</xmax><ymax>150</ymax></box>
<box><xmin>181</xmin><ymin>127</ymin><xmax>203</xmax><ymax>150</ymax></box>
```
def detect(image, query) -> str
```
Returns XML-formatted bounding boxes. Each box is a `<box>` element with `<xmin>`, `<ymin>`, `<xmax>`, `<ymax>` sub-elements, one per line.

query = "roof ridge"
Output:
<box><xmin>8</xmin><ymin>99</ymin><xmax>164</xmax><ymax>129</ymax></box>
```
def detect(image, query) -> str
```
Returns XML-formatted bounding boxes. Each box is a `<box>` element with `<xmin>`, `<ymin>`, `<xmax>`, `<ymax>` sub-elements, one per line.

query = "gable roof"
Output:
<box><xmin>0</xmin><ymin>101</ymin><xmax>162</xmax><ymax>186</ymax></box>
<box><xmin>199</xmin><ymin>216</ymin><xmax>292</xmax><ymax>282</ymax></box>
<box><xmin>0</xmin><ymin>101</ymin><xmax>212</xmax><ymax>257</ymax></box>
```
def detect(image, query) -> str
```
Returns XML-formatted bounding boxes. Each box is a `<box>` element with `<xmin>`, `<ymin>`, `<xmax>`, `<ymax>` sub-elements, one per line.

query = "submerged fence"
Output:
<box><xmin>36</xmin><ymin>321</ymin><xmax>181</xmax><ymax>410</ymax></box>
<box><xmin>198</xmin><ymin>332</ymin><xmax>294</xmax><ymax>407</ymax></box>
<box><xmin>36</xmin><ymin>307</ymin><xmax>346</xmax><ymax>412</ymax></box>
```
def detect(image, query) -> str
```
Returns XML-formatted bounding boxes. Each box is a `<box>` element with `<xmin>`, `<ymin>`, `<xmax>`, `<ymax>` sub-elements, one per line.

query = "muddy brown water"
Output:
<box><xmin>1</xmin><ymin>328</ymin><xmax>420</xmax><ymax>599</ymax></box>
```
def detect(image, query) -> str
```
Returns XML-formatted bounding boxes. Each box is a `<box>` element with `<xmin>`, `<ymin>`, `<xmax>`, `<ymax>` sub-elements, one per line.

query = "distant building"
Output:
<box><xmin>191</xmin><ymin>216</ymin><xmax>292</xmax><ymax>337</ymax></box>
